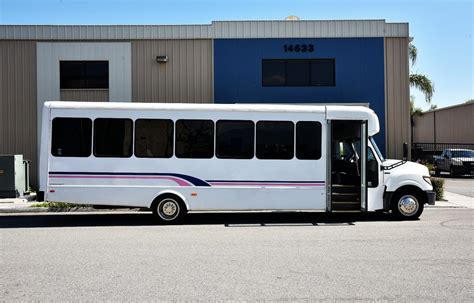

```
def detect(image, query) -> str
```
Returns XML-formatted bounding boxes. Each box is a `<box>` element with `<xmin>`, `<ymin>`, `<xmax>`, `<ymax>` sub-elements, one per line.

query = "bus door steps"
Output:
<box><xmin>331</xmin><ymin>185</ymin><xmax>360</xmax><ymax>210</ymax></box>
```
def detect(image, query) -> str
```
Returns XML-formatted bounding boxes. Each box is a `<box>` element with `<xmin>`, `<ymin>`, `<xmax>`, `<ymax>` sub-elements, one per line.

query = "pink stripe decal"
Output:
<box><xmin>208</xmin><ymin>182</ymin><xmax>325</xmax><ymax>186</ymax></box>
<box><xmin>49</xmin><ymin>175</ymin><xmax>192</xmax><ymax>187</ymax></box>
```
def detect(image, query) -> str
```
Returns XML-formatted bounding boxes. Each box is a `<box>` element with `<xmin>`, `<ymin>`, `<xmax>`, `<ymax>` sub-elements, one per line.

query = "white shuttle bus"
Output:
<box><xmin>39</xmin><ymin>102</ymin><xmax>435</xmax><ymax>223</ymax></box>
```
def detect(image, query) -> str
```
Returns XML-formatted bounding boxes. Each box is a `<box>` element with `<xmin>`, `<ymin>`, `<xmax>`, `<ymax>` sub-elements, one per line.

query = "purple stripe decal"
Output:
<box><xmin>49</xmin><ymin>175</ymin><xmax>192</xmax><ymax>186</ymax></box>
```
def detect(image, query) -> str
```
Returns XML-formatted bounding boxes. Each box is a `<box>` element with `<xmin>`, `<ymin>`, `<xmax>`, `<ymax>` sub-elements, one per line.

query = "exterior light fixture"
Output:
<box><xmin>156</xmin><ymin>55</ymin><xmax>168</xmax><ymax>63</ymax></box>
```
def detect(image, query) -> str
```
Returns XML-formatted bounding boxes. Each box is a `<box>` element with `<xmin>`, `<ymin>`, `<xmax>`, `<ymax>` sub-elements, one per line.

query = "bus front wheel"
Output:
<box><xmin>391</xmin><ymin>189</ymin><xmax>424</xmax><ymax>220</ymax></box>
<box><xmin>151</xmin><ymin>194</ymin><xmax>186</xmax><ymax>224</ymax></box>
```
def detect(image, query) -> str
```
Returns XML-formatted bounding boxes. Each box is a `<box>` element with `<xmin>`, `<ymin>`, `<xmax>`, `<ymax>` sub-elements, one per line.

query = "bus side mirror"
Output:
<box><xmin>403</xmin><ymin>142</ymin><xmax>408</xmax><ymax>161</ymax></box>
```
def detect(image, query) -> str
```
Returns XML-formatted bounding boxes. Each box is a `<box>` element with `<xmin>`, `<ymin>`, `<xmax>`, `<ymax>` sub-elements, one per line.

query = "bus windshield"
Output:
<box><xmin>369</xmin><ymin>137</ymin><xmax>385</xmax><ymax>162</ymax></box>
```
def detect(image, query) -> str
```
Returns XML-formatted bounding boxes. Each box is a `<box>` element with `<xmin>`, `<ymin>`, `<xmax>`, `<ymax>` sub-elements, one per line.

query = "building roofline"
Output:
<box><xmin>0</xmin><ymin>19</ymin><xmax>409</xmax><ymax>40</ymax></box>
<box><xmin>423</xmin><ymin>102</ymin><xmax>474</xmax><ymax>114</ymax></box>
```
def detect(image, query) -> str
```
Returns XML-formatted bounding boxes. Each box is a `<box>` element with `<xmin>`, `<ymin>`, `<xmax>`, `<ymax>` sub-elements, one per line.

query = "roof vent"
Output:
<box><xmin>285</xmin><ymin>15</ymin><xmax>300</xmax><ymax>21</ymax></box>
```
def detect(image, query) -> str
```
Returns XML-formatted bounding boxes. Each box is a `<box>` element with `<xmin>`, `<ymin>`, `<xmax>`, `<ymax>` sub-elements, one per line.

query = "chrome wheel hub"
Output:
<box><xmin>398</xmin><ymin>195</ymin><xmax>419</xmax><ymax>216</ymax></box>
<box><xmin>158</xmin><ymin>199</ymin><xmax>180</xmax><ymax>220</ymax></box>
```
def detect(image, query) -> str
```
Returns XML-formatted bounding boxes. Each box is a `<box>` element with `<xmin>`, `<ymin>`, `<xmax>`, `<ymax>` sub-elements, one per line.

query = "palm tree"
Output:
<box><xmin>409</xmin><ymin>44</ymin><xmax>435</xmax><ymax>160</ymax></box>
<box><xmin>409</xmin><ymin>44</ymin><xmax>434</xmax><ymax>103</ymax></box>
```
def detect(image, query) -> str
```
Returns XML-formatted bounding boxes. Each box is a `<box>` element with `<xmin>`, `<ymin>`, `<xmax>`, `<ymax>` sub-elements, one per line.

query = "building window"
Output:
<box><xmin>51</xmin><ymin>118</ymin><xmax>92</xmax><ymax>157</ymax></box>
<box><xmin>256</xmin><ymin>121</ymin><xmax>294</xmax><ymax>159</ymax></box>
<box><xmin>93</xmin><ymin>118</ymin><xmax>133</xmax><ymax>158</ymax></box>
<box><xmin>216</xmin><ymin>120</ymin><xmax>254</xmax><ymax>159</ymax></box>
<box><xmin>175</xmin><ymin>120</ymin><xmax>214</xmax><ymax>158</ymax></box>
<box><xmin>60</xmin><ymin>61</ymin><xmax>109</xmax><ymax>89</ymax></box>
<box><xmin>262</xmin><ymin>59</ymin><xmax>335</xmax><ymax>87</ymax></box>
<box><xmin>296</xmin><ymin>121</ymin><xmax>322</xmax><ymax>160</ymax></box>
<box><xmin>135</xmin><ymin>119</ymin><xmax>173</xmax><ymax>158</ymax></box>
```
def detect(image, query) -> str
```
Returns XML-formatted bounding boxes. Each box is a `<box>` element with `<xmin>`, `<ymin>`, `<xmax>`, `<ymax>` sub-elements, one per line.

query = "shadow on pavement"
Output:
<box><xmin>0</xmin><ymin>211</ymin><xmax>402</xmax><ymax>229</ymax></box>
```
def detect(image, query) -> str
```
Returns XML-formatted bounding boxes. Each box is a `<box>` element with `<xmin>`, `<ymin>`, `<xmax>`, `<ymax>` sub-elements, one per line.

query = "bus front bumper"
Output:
<box><xmin>426</xmin><ymin>191</ymin><xmax>436</xmax><ymax>205</ymax></box>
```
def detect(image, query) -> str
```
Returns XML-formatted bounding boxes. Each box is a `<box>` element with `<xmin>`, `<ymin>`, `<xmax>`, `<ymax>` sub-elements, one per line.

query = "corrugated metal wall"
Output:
<box><xmin>132</xmin><ymin>40</ymin><xmax>212</xmax><ymax>103</ymax></box>
<box><xmin>0</xmin><ymin>21</ymin><xmax>409</xmax><ymax>40</ymax></box>
<box><xmin>60</xmin><ymin>89</ymin><xmax>109</xmax><ymax>102</ymax></box>
<box><xmin>413</xmin><ymin>103</ymin><xmax>474</xmax><ymax>143</ymax></box>
<box><xmin>0</xmin><ymin>41</ymin><xmax>38</xmax><ymax>187</ymax></box>
<box><xmin>384</xmin><ymin>37</ymin><xmax>411</xmax><ymax>159</ymax></box>
<box><xmin>413</xmin><ymin>112</ymin><xmax>435</xmax><ymax>142</ymax></box>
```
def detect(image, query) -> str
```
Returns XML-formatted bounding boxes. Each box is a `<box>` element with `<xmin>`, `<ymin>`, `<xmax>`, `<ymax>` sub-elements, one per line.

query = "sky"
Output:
<box><xmin>1</xmin><ymin>0</ymin><xmax>472</xmax><ymax>111</ymax></box>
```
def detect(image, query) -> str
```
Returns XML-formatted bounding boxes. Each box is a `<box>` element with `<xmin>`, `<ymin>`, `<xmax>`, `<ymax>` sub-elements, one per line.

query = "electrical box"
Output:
<box><xmin>0</xmin><ymin>155</ymin><xmax>29</xmax><ymax>198</ymax></box>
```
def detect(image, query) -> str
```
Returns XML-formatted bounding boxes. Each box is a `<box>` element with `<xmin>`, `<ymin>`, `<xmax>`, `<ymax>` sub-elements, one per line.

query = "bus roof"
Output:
<box><xmin>44</xmin><ymin>101</ymin><xmax>380</xmax><ymax>135</ymax></box>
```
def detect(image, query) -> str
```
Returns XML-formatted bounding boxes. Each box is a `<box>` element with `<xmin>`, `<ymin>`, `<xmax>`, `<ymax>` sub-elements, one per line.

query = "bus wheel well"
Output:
<box><xmin>151</xmin><ymin>193</ymin><xmax>187</xmax><ymax>213</ymax></box>
<box><xmin>391</xmin><ymin>185</ymin><xmax>427</xmax><ymax>206</ymax></box>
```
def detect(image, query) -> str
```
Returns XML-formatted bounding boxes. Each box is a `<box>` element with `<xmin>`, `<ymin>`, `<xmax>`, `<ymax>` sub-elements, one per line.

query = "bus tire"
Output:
<box><xmin>151</xmin><ymin>194</ymin><xmax>187</xmax><ymax>224</ymax></box>
<box><xmin>391</xmin><ymin>188</ymin><xmax>424</xmax><ymax>220</ymax></box>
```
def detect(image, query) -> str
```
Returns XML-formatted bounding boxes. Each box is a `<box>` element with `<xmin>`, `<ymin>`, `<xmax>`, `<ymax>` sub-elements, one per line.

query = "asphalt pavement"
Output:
<box><xmin>1</xmin><ymin>209</ymin><xmax>472</xmax><ymax>301</ymax></box>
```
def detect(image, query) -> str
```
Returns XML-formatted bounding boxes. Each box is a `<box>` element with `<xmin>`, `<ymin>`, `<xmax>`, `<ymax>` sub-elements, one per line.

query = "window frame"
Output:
<box><xmin>262</xmin><ymin>59</ymin><xmax>336</xmax><ymax>87</ymax></box>
<box><xmin>216</xmin><ymin>120</ymin><xmax>255</xmax><ymax>159</ymax></box>
<box><xmin>51</xmin><ymin>117</ymin><xmax>93</xmax><ymax>158</ymax></box>
<box><xmin>59</xmin><ymin>60</ymin><xmax>110</xmax><ymax>90</ymax></box>
<box><xmin>295</xmin><ymin>121</ymin><xmax>322</xmax><ymax>160</ymax></box>
<box><xmin>175</xmin><ymin>119</ymin><xmax>215</xmax><ymax>159</ymax></box>
<box><xmin>256</xmin><ymin>120</ymin><xmax>295</xmax><ymax>160</ymax></box>
<box><xmin>134</xmin><ymin>118</ymin><xmax>174</xmax><ymax>159</ymax></box>
<box><xmin>93</xmin><ymin>118</ymin><xmax>134</xmax><ymax>158</ymax></box>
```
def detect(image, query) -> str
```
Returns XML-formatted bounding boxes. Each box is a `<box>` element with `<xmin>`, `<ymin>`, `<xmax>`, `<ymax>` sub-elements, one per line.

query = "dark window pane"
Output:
<box><xmin>175</xmin><ymin>120</ymin><xmax>214</xmax><ymax>158</ymax></box>
<box><xmin>296</xmin><ymin>121</ymin><xmax>322</xmax><ymax>160</ymax></box>
<box><xmin>135</xmin><ymin>119</ymin><xmax>173</xmax><ymax>158</ymax></box>
<box><xmin>262</xmin><ymin>60</ymin><xmax>286</xmax><ymax>86</ymax></box>
<box><xmin>94</xmin><ymin>118</ymin><xmax>133</xmax><ymax>157</ymax></box>
<box><xmin>216</xmin><ymin>120</ymin><xmax>254</xmax><ymax>159</ymax></box>
<box><xmin>286</xmin><ymin>60</ymin><xmax>310</xmax><ymax>86</ymax></box>
<box><xmin>60</xmin><ymin>61</ymin><xmax>109</xmax><ymax>89</ymax></box>
<box><xmin>51</xmin><ymin>118</ymin><xmax>92</xmax><ymax>157</ymax></box>
<box><xmin>311</xmin><ymin>59</ymin><xmax>335</xmax><ymax>86</ymax></box>
<box><xmin>256</xmin><ymin>121</ymin><xmax>294</xmax><ymax>159</ymax></box>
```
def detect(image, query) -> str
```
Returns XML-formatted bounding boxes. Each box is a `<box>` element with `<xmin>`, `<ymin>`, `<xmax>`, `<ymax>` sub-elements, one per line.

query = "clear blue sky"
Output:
<box><xmin>1</xmin><ymin>0</ymin><xmax>472</xmax><ymax>110</ymax></box>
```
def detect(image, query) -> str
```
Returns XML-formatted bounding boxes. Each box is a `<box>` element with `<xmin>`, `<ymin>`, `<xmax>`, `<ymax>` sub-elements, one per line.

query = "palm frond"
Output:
<box><xmin>410</xmin><ymin>74</ymin><xmax>434</xmax><ymax>103</ymax></box>
<box><xmin>409</xmin><ymin>44</ymin><xmax>417</xmax><ymax>66</ymax></box>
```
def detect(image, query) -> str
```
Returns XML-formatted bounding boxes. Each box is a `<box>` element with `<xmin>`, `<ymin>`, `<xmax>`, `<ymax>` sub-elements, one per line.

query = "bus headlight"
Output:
<box><xmin>423</xmin><ymin>176</ymin><xmax>432</xmax><ymax>185</ymax></box>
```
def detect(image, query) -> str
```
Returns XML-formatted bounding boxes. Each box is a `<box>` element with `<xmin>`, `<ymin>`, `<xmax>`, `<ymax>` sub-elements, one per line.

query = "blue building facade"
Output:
<box><xmin>214</xmin><ymin>38</ymin><xmax>386</xmax><ymax>154</ymax></box>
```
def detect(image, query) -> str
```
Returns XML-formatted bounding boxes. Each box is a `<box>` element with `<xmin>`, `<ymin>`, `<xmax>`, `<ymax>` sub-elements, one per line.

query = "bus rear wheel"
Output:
<box><xmin>151</xmin><ymin>195</ymin><xmax>186</xmax><ymax>224</ymax></box>
<box><xmin>391</xmin><ymin>190</ymin><xmax>424</xmax><ymax>220</ymax></box>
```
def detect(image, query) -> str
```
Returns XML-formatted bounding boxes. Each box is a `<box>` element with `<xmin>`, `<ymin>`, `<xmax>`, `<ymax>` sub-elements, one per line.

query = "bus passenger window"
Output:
<box><xmin>135</xmin><ymin>119</ymin><xmax>173</xmax><ymax>158</ymax></box>
<box><xmin>94</xmin><ymin>118</ymin><xmax>133</xmax><ymax>158</ymax></box>
<box><xmin>296</xmin><ymin>121</ymin><xmax>322</xmax><ymax>160</ymax></box>
<box><xmin>216</xmin><ymin>120</ymin><xmax>254</xmax><ymax>159</ymax></box>
<box><xmin>256</xmin><ymin>121</ymin><xmax>294</xmax><ymax>159</ymax></box>
<box><xmin>175</xmin><ymin>120</ymin><xmax>214</xmax><ymax>158</ymax></box>
<box><xmin>51</xmin><ymin>118</ymin><xmax>92</xmax><ymax>157</ymax></box>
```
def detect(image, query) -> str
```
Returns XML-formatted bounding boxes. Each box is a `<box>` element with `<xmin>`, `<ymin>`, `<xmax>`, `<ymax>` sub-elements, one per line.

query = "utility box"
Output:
<box><xmin>0</xmin><ymin>155</ymin><xmax>28</xmax><ymax>198</ymax></box>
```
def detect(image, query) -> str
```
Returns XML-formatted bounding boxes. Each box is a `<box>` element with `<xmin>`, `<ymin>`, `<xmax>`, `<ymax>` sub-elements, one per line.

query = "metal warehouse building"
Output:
<box><xmin>0</xmin><ymin>20</ymin><xmax>410</xmax><ymax>187</ymax></box>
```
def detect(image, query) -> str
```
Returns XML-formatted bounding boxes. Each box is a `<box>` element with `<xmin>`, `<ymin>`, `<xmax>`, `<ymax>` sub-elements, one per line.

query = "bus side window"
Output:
<box><xmin>256</xmin><ymin>121</ymin><xmax>294</xmax><ymax>160</ymax></box>
<box><xmin>94</xmin><ymin>118</ymin><xmax>133</xmax><ymax>158</ymax></box>
<box><xmin>296</xmin><ymin>121</ymin><xmax>321</xmax><ymax>160</ymax></box>
<box><xmin>216</xmin><ymin>120</ymin><xmax>254</xmax><ymax>159</ymax></box>
<box><xmin>51</xmin><ymin>117</ymin><xmax>92</xmax><ymax>157</ymax></box>
<box><xmin>175</xmin><ymin>120</ymin><xmax>214</xmax><ymax>158</ymax></box>
<box><xmin>135</xmin><ymin>119</ymin><xmax>173</xmax><ymax>158</ymax></box>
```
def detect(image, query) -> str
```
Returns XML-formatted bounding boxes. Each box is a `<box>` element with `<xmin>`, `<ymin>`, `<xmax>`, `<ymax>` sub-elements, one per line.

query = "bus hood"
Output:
<box><xmin>383</xmin><ymin>159</ymin><xmax>430</xmax><ymax>176</ymax></box>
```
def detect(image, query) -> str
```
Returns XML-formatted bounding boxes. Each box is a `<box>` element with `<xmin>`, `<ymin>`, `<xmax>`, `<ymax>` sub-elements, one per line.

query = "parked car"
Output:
<box><xmin>434</xmin><ymin>149</ymin><xmax>474</xmax><ymax>176</ymax></box>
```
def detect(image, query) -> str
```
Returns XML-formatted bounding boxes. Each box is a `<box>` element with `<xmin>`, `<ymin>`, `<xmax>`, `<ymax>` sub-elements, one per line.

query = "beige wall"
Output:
<box><xmin>413</xmin><ymin>103</ymin><xmax>474</xmax><ymax>143</ymax></box>
<box><xmin>132</xmin><ymin>40</ymin><xmax>212</xmax><ymax>103</ymax></box>
<box><xmin>413</xmin><ymin>112</ymin><xmax>435</xmax><ymax>143</ymax></box>
<box><xmin>0</xmin><ymin>41</ymin><xmax>38</xmax><ymax>187</ymax></box>
<box><xmin>384</xmin><ymin>37</ymin><xmax>411</xmax><ymax>159</ymax></box>
<box><xmin>60</xmin><ymin>89</ymin><xmax>109</xmax><ymax>102</ymax></box>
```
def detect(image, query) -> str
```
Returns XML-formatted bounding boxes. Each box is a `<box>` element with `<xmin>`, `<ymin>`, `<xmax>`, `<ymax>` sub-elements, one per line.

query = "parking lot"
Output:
<box><xmin>1</xmin><ymin>208</ymin><xmax>472</xmax><ymax>301</ymax></box>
